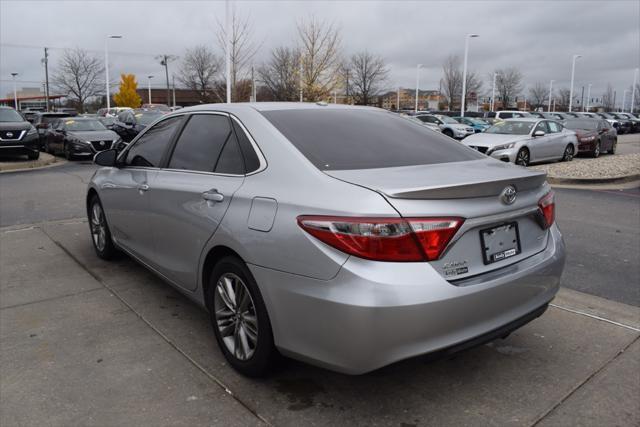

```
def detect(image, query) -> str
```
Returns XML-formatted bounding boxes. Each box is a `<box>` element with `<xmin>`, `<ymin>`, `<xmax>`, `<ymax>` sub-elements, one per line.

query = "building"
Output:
<box><xmin>0</xmin><ymin>87</ymin><xmax>64</xmax><ymax>111</ymax></box>
<box><xmin>135</xmin><ymin>88</ymin><xmax>225</xmax><ymax>107</ymax></box>
<box><xmin>380</xmin><ymin>89</ymin><xmax>442</xmax><ymax>111</ymax></box>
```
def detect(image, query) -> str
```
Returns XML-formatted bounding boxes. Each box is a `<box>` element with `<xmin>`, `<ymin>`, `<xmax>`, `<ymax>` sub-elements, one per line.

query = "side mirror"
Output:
<box><xmin>94</xmin><ymin>149</ymin><xmax>118</xmax><ymax>167</ymax></box>
<box><xmin>533</xmin><ymin>130</ymin><xmax>545</xmax><ymax>137</ymax></box>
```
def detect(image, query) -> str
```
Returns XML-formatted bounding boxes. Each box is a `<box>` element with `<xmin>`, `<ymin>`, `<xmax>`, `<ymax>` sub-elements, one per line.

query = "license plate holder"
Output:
<box><xmin>480</xmin><ymin>222</ymin><xmax>521</xmax><ymax>265</ymax></box>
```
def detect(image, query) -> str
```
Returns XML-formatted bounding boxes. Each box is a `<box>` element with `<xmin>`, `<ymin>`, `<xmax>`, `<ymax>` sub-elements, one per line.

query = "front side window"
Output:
<box><xmin>547</xmin><ymin>121</ymin><xmax>563</xmax><ymax>133</ymax></box>
<box><xmin>534</xmin><ymin>121</ymin><xmax>549</xmax><ymax>134</ymax></box>
<box><xmin>262</xmin><ymin>109</ymin><xmax>483</xmax><ymax>170</ymax></box>
<box><xmin>124</xmin><ymin>116</ymin><xmax>183</xmax><ymax>167</ymax></box>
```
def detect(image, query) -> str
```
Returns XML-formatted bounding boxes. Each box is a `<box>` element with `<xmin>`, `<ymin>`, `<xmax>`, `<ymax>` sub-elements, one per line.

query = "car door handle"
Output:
<box><xmin>202</xmin><ymin>190</ymin><xmax>224</xmax><ymax>203</ymax></box>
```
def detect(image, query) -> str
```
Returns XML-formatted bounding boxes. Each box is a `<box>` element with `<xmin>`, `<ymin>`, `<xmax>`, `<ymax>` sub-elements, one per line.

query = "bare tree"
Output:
<box><xmin>556</xmin><ymin>88</ymin><xmax>573</xmax><ymax>111</ymax></box>
<box><xmin>178</xmin><ymin>45</ymin><xmax>222</xmax><ymax>103</ymax></box>
<box><xmin>297</xmin><ymin>16</ymin><xmax>342</xmax><ymax>101</ymax></box>
<box><xmin>52</xmin><ymin>48</ymin><xmax>104</xmax><ymax>113</ymax></box>
<box><xmin>347</xmin><ymin>51</ymin><xmax>389</xmax><ymax>105</ymax></box>
<box><xmin>216</xmin><ymin>9</ymin><xmax>260</xmax><ymax>102</ymax></box>
<box><xmin>528</xmin><ymin>82</ymin><xmax>548</xmax><ymax>110</ymax></box>
<box><xmin>259</xmin><ymin>46</ymin><xmax>301</xmax><ymax>101</ymax></box>
<box><xmin>493</xmin><ymin>67</ymin><xmax>523</xmax><ymax>109</ymax></box>
<box><xmin>440</xmin><ymin>55</ymin><xmax>482</xmax><ymax>110</ymax></box>
<box><xmin>601</xmin><ymin>84</ymin><xmax>615</xmax><ymax>111</ymax></box>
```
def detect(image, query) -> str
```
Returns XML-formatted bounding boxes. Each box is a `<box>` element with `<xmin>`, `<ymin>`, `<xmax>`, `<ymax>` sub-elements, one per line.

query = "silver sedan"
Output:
<box><xmin>463</xmin><ymin>118</ymin><xmax>578</xmax><ymax>166</ymax></box>
<box><xmin>88</xmin><ymin>103</ymin><xmax>565</xmax><ymax>376</ymax></box>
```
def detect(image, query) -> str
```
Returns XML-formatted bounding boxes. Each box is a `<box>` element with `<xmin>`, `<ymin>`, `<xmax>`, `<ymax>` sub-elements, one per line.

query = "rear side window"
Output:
<box><xmin>262</xmin><ymin>109</ymin><xmax>483</xmax><ymax>170</ymax></box>
<box><xmin>500</xmin><ymin>112</ymin><xmax>513</xmax><ymax>119</ymax></box>
<box><xmin>124</xmin><ymin>116</ymin><xmax>182</xmax><ymax>167</ymax></box>
<box><xmin>168</xmin><ymin>114</ymin><xmax>232</xmax><ymax>172</ymax></box>
<box><xmin>231</xmin><ymin>120</ymin><xmax>261</xmax><ymax>173</ymax></box>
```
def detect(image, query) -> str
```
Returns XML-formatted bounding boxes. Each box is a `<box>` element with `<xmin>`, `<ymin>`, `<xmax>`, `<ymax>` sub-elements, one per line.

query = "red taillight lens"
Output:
<box><xmin>538</xmin><ymin>191</ymin><xmax>555</xmax><ymax>229</ymax></box>
<box><xmin>297</xmin><ymin>216</ymin><xmax>463</xmax><ymax>262</ymax></box>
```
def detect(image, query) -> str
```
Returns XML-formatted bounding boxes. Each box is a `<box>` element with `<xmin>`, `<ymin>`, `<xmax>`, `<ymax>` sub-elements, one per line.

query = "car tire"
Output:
<box><xmin>208</xmin><ymin>256</ymin><xmax>278</xmax><ymax>377</ymax></box>
<box><xmin>562</xmin><ymin>144</ymin><xmax>574</xmax><ymax>162</ymax></box>
<box><xmin>88</xmin><ymin>194</ymin><xmax>118</xmax><ymax>260</ymax></box>
<box><xmin>608</xmin><ymin>139</ymin><xmax>617</xmax><ymax>154</ymax></box>
<box><xmin>591</xmin><ymin>141</ymin><xmax>600</xmax><ymax>158</ymax></box>
<box><xmin>443</xmin><ymin>129</ymin><xmax>454</xmax><ymax>138</ymax></box>
<box><xmin>515</xmin><ymin>148</ymin><xmax>530</xmax><ymax>167</ymax></box>
<box><xmin>64</xmin><ymin>143</ymin><xmax>75</xmax><ymax>161</ymax></box>
<box><xmin>27</xmin><ymin>151</ymin><xmax>40</xmax><ymax>160</ymax></box>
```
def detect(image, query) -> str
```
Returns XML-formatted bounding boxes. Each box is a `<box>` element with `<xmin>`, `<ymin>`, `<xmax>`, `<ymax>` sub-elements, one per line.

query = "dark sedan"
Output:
<box><xmin>563</xmin><ymin>118</ymin><xmax>617</xmax><ymax>157</ymax></box>
<box><xmin>0</xmin><ymin>107</ymin><xmax>40</xmax><ymax>160</ymax></box>
<box><xmin>44</xmin><ymin>117</ymin><xmax>121</xmax><ymax>160</ymax></box>
<box><xmin>112</xmin><ymin>110</ymin><xmax>165</xmax><ymax>142</ymax></box>
<box><xmin>32</xmin><ymin>112</ymin><xmax>73</xmax><ymax>149</ymax></box>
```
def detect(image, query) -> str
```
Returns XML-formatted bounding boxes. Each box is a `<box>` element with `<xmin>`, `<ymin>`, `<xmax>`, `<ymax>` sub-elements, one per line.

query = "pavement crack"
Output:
<box><xmin>38</xmin><ymin>226</ymin><xmax>272</xmax><ymax>426</ymax></box>
<box><xmin>529</xmin><ymin>334</ymin><xmax>640</xmax><ymax>426</ymax></box>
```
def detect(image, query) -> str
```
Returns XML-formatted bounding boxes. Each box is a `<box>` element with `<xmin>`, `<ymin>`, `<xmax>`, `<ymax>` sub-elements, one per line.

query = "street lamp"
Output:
<box><xmin>147</xmin><ymin>75</ymin><xmax>154</xmax><ymax>104</ymax></box>
<box><xmin>415</xmin><ymin>64</ymin><xmax>423</xmax><ymax>113</ymax></box>
<box><xmin>104</xmin><ymin>35</ymin><xmax>123</xmax><ymax>111</ymax></box>
<box><xmin>622</xmin><ymin>89</ymin><xmax>629</xmax><ymax>112</ymax></box>
<box><xmin>491</xmin><ymin>72</ymin><xmax>499</xmax><ymax>112</ymax></box>
<box><xmin>631</xmin><ymin>68</ymin><xmax>639</xmax><ymax>114</ymax></box>
<box><xmin>548</xmin><ymin>80</ymin><xmax>555</xmax><ymax>112</ymax></box>
<box><xmin>461</xmin><ymin>33</ymin><xmax>479</xmax><ymax>117</ymax></box>
<box><xmin>585</xmin><ymin>83</ymin><xmax>592</xmax><ymax>112</ymax></box>
<box><xmin>568</xmin><ymin>54</ymin><xmax>581</xmax><ymax>112</ymax></box>
<box><xmin>10</xmin><ymin>72</ymin><xmax>18</xmax><ymax>110</ymax></box>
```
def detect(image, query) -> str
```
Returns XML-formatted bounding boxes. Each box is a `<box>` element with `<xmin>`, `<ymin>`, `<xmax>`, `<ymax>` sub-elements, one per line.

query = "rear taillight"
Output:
<box><xmin>538</xmin><ymin>191</ymin><xmax>555</xmax><ymax>229</ymax></box>
<box><xmin>297</xmin><ymin>216</ymin><xmax>463</xmax><ymax>262</ymax></box>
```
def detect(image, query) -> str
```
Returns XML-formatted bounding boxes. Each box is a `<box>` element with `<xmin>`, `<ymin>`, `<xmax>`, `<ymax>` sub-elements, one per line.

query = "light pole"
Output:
<box><xmin>225</xmin><ymin>0</ymin><xmax>231</xmax><ymax>103</ymax></box>
<box><xmin>568</xmin><ymin>54</ymin><xmax>581</xmax><ymax>112</ymax></box>
<box><xmin>397</xmin><ymin>87</ymin><xmax>400</xmax><ymax>111</ymax></box>
<box><xmin>622</xmin><ymin>89</ymin><xmax>629</xmax><ymax>112</ymax></box>
<box><xmin>461</xmin><ymin>33</ymin><xmax>479</xmax><ymax>117</ymax></box>
<box><xmin>585</xmin><ymin>84</ymin><xmax>592</xmax><ymax>112</ymax></box>
<box><xmin>147</xmin><ymin>75</ymin><xmax>154</xmax><ymax>104</ymax></box>
<box><xmin>10</xmin><ymin>73</ymin><xmax>18</xmax><ymax>109</ymax></box>
<box><xmin>104</xmin><ymin>35</ymin><xmax>123</xmax><ymax>111</ymax></box>
<box><xmin>631</xmin><ymin>68</ymin><xmax>639</xmax><ymax>113</ymax></box>
<box><xmin>415</xmin><ymin>64</ymin><xmax>422</xmax><ymax>113</ymax></box>
<box><xmin>548</xmin><ymin>80</ymin><xmax>554</xmax><ymax>112</ymax></box>
<box><xmin>491</xmin><ymin>72</ymin><xmax>498</xmax><ymax>112</ymax></box>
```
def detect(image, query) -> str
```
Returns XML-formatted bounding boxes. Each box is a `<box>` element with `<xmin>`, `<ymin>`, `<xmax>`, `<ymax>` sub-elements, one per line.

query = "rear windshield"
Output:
<box><xmin>564</xmin><ymin>119</ymin><xmax>598</xmax><ymax>130</ymax></box>
<box><xmin>262</xmin><ymin>109</ymin><xmax>483</xmax><ymax>170</ymax></box>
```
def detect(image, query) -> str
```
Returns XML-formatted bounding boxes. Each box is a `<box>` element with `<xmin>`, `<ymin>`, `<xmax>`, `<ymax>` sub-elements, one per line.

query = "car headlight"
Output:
<box><xmin>492</xmin><ymin>142</ymin><xmax>516</xmax><ymax>151</ymax></box>
<box><xmin>26</xmin><ymin>126</ymin><xmax>37</xmax><ymax>136</ymax></box>
<box><xmin>580</xmin><ymin>136</ymin><xmax>596</xmax><ymax>142</ymax></box>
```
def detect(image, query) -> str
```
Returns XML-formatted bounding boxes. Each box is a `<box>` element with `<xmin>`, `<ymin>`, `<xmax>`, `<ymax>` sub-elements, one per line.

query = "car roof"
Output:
<box><xmin>503</xmin><ymin>117</ymin><xmax>541</xmax><ymax>122</ymax></box>
<box><xmin>178</xmin><ymin>102</ymin><xmax>381</xmax><ymax>114</ymax></box>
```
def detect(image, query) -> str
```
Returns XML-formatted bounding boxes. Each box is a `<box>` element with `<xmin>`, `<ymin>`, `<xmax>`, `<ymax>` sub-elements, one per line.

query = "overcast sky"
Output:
<box><xmin>1</xmin><ymin>0</ymin><xmax>639</xmax><ymax>105</ymax></box>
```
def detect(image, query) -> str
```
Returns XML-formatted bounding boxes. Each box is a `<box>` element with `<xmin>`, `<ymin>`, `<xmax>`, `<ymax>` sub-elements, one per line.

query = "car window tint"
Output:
<box><xmin>231</xmin><ymin>119</ymin><xmax>260</xmax><ymax>173</ymax></box>
<box><xmin>500</xmin><ymin>113</ymin><xmax>513</xmax><ymax>119</ymax></box>
<box><xmin>262</xmin><ymin>109</ymin><xmax>484</xmax><ymax>171</ymax></box>
<box><xmin>168</xmin><ymin>114</ymin><xmax>231</xmax><ymax>172</ymax></box>
<box><xmin>125</xmin><ymin>116</ymin><xmax>182</xmax><ymax>167</ymax></box>
<box><xmin>215</xmin><ymin>133</ymin><xmax>245</xmax><ymax>174</ymax></box>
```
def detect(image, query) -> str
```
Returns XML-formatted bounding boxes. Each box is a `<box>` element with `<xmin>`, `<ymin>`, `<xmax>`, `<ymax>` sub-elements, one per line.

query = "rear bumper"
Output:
<box><xmin>251</xmin><ymin>224</ymin><xmax>565</xmax><ymax>374</ymax></box>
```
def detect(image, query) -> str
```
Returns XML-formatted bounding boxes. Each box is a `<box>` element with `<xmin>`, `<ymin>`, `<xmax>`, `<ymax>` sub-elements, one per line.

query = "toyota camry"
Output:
<box><xmin>87</xmin><ymin>103</ymin><xmax>565</xmax><ymax>376</ymax></box>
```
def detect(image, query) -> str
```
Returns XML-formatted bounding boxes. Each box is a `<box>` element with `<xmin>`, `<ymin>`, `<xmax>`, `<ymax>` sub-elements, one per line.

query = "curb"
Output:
<box><xmin>547</xmin><ymin>174</ymin><xmax>640</xmax><ymax>185</ymax></box>
<box><xmin>0</xmin><ymin>154</ymin><xmax>67</xmax><ymax>174</ymax></box>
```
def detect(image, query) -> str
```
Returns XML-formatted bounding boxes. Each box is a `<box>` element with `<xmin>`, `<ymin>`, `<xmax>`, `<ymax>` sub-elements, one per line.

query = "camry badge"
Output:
<box><xmin>500</xmin><ymin>185</ymin><xmax>517</xmax><ymax>205</ymax></box>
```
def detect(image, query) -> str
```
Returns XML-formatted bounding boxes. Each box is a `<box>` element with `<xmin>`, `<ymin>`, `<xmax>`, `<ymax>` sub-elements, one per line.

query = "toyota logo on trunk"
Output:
<box><xmin>500</xmin><ymin>185</ymin><xmax>517</xmax><ymax>205</ymax></box>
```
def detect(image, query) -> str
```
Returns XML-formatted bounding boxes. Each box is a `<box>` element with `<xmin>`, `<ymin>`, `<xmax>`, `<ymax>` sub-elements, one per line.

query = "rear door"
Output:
<box><xmin>148</xmin><ymin>113</ymin><xmax>246</xmax><ymax>291</ymax></box>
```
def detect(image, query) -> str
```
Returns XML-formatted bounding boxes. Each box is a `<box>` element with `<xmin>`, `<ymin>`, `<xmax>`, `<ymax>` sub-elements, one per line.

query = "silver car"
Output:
<box><xmin>415</xmin><ymin>114</ymin><xmax>475</xmax><ymax>139</ymax></box>
<box><xmin>463</xmin><ymin>118</ymin><xmax>578</xmax><ymax>166</ymax></box>
<box><xmin>88</xmin><ymin>103</ymin><xmax>565</xmax><ymax>376</ymax></box>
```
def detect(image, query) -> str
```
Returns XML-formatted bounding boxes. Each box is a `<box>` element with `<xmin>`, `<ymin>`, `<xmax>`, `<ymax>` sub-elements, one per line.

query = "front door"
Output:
<box><xmin>149</xmin><ymin>113</ymin><xmax>246</xmax><ymax>291</ymax></box>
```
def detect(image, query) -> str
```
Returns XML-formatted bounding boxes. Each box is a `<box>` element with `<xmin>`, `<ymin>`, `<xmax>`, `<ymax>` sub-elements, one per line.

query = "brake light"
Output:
<box><xmin>297</xmin><ymin>216</ymin><xmax>463</xmax><ymax>262</ymax></box>
<box><xmin>538</xmin><ymin>191</ymin><xmax>555</xmax><ymax>229</ymax></box>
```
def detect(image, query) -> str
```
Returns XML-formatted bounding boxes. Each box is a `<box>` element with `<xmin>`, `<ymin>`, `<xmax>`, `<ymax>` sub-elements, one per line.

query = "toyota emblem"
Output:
<box><xmin>500</xmin><ymin>185</ymin><xmax>517</xmax><ymax>205</ymax></box>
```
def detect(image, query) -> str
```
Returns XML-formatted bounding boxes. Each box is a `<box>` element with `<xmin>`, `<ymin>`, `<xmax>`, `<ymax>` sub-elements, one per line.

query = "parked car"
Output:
<box><xmin>87</xmin><ymin>103</ymin><xmax>565</xmax><ymax>376</ymax></box>
<box><xmin>0</xmin><ymin>106</ymin><xmax>40</xmax><ymax>160</ymax></box>
<box><xmin>563</xmin><ymin>119</ymin><xmax>617</xmax><ymax>157</ymax></box>
<box><xmin>32</xmin><ymin>112</ymin><xmax>73</xmax><ymax>149</ymax></box>
<box><xmin>170</xmin><ymin>106</ymin><xmax>183</xmax><ymax>112</ymax></box>
<box><xmin>54</xmin><ymin>107</ymin><xmax>78</xmax><ymax>116</ymax></box>
<box><xmin>21</xmin><ymin>110</ymin><xmax>40</xmax><ymax>123</ymax></box>
<box><xmin>415</xmin><ymin>114</ymin><xmax>475</xmax><ymax>139</ymax></box>
<box><xmin>452</xmin><ymin>116</ymin><xmax>490</xmax><ymax>133</ymax></box>
<box><xmin>44</xmin><ymin>117</ymin><xmax>121</xmax><ymax>160</ymax></box>
<box><xmin>596</xmin><ymin>113</ymin><xmax>625</xmax><ymax>133</ymax></box>
<box><xmin>97</xmin><ymin>107</ymin><xmax>133</xmax><ymax>117</ymax></box>
<box><xmin>98</xmin><ymin>116</ymin><xmax>117</xmax><ymax>130</ymax></box>
<box><xmin>403</xmin><ymin>115</ymin><xmax>442</xmax><ymax>132</ymax></box>
<box><xmin>546</xmin><ymin>112</ymin><xmax>574</xmax><ymax>122</ymax></box>
<box><xmin>493</xmin><ymin>111</ymin><xmax>531</xmax><ymax>120</ymax></box>
<box><xmin>463</xmin><ymin>118</ymin><xmax>577</xmax><ymax>166</ymax></box>
<box><xmin>141</xmin><ymin>103</ymin><xmax>171</xmax><ymax>112</ymax></box>
<box><xmin>609</xmin><ymin>113</ymin><xmax>639</xmax><ymax>133</ymax></box>
<box><xmin>574</xmin><ymin>112</ymin><xmax>599</xmax><ymax>119</ymax></box>
<box><xmin>112</xmin><ymin>109</ymin><xmax>165</xmax><ymax>142</ymax></box>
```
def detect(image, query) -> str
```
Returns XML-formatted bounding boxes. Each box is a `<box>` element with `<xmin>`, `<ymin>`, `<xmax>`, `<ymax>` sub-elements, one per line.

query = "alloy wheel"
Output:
<box><xmin>593</xmin><ymin>142</ymin><xmax>600</xmax><ymax>158</ymax></box>
<box><xmin>563</xmin><ymin>145</ymin><xmax>574</xmax><ymax>161</ymax></box>
<box><xmin>516</xmin><ymin>149</ymin><xmax>529</xmax><ymax>167</ymax></box>
<box><xmin>214</xmin><ymin>273</ymin><xmax>259</xmax><ymax>361</ymax></box>
<box><xmin>90</xmin><ymin>202</ymin><xmax>107</xmax><ymax>251</ymax></box>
